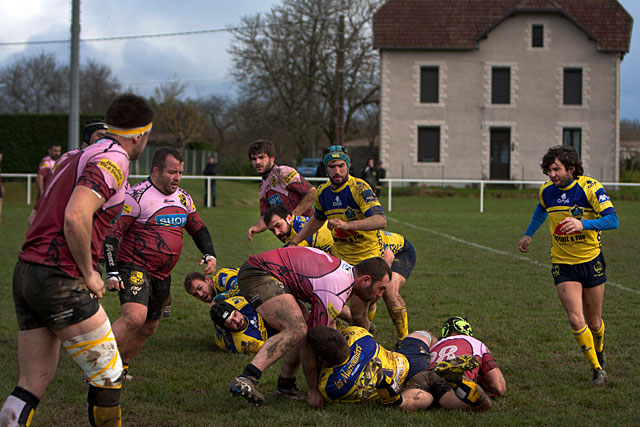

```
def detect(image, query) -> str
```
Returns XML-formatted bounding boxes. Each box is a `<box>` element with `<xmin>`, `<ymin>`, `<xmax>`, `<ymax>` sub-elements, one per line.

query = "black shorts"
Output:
<box><xmin>118</xmin><ymin>262</ymin><xmax>171</xmax><ymax>320</ymax></box>
<box><xmin>392</xmin><ymin>239</ymin><xmax>416</xmax><ymax>280</ymax></box>
<box><xmin>13</xmin><ymin>260</ymin><xmax>100</xmax><ymax>331</ymax></box>
<box><xmin>237</xmin><ymin>262</ymin><xmax>289</xmax><ymax>309</ymax></box>
<box><xmin>395</xmin><ymin>336</ymin><xmax>431</xmax><ymax>380</ymax></box>
<box><xmin>552</xmin><ymin>252</ymin><xmax>606</xmax><ymax>288</ymax></box>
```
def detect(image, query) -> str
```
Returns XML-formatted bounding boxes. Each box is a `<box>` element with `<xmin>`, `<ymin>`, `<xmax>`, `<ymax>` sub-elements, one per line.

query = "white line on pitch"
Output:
<box><xmin>389</xmin><ymin>217</ymin><xmax>640</xmax><ymax>296</ymax></box>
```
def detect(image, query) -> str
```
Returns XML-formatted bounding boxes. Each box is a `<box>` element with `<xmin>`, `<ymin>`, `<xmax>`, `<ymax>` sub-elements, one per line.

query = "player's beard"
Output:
<box><xmin>330</xmin><ymin>171</ymin><xmax>348</xmax><ymax>187</ymax></box>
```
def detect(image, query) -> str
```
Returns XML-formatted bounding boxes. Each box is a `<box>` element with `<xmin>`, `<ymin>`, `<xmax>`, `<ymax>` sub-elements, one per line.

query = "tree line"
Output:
<box><xmin>0</xmin><ymin>0</ymin><xmax>383</xmax><ymax>165</ymax></box>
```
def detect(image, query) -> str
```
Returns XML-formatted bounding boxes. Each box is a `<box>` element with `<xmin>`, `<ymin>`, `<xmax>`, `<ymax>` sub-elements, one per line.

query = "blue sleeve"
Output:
<box><xmin>582</xmin><ymin>210</ymin><xmax>618</xmax><ymax>231</ymax></box>
<box><xmin>524</xmin><ymin>203</ymin><xmax>548</xmax><ymax>237</ymax></box>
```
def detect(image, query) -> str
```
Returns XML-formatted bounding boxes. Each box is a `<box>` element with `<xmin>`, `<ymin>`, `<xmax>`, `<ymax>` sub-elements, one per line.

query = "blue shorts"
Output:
<box><xmin>395</xmin><ymin>336</ymin><xmax>430</xmax><ymax>379</ymax></box>
<box><xmin>391</xmin><ymin>239</ymin><xmax>416</xmax><ymax>280</ymax></box>
<box><xmin>552</xmin><ymin>252</ymin><xmax>606</xmax><ymax>288</ymax></box>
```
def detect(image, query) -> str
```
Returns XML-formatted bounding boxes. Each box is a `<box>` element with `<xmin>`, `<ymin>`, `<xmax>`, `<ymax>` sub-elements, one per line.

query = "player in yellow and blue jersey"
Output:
<box><xmin>307</xmin><ymin>325</ymin><xmax>484</xmax><ymax>411</ymax></box>
<box><xmin>264</xmin><ymin>204</ymin><xmax>334</xmax><ymax>254</ymax></box>
<box><xmin>183</xmin><ymin>268</ymin><xmax>240</xmax><ymax>304</ymax></box>
<box><xmin>209</xmin><ymin>296</ymin><xmax>271</xmax><ymax>354</ymax></box>
<box><xmin>289</xmin><ymin>145</ymin><xmax>394</xmax><ymax>335</ymax></box>
<box><xmin>518</xmin><ymin>146</ymin><xmax>618</xmax><ymax>386</ymax></box>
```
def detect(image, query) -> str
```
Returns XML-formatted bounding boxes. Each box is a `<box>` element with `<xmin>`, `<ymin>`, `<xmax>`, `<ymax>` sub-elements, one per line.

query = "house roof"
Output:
<box><xmin>373</xmin><ymin>0</ymin><xmax>633</xmax><ymax>53</ymax></box>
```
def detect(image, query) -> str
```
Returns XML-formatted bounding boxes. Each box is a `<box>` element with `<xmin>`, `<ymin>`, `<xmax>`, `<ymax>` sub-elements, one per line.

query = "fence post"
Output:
<box><xmin>27</xmin><ymin>175</ymin><xmax>32</xmax><ymax>205</ymax></box>
<box><xmin>206</xmin><ymin>177</ymin><xmax>211</xmax><ymax>208</ymax></box>
<box><xmin>388</xmin><ymin>180</ymin><xmax>393</xmax><ymax>213</ymax></box>
<box><xmin>480</xmin><ymin>181</ymin><xmax>484</xmax><ymax>213</ymax></box>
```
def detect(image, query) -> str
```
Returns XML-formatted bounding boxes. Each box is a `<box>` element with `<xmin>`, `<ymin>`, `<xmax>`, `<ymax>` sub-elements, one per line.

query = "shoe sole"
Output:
<box><xmin>229</xmin><ymin>378</ymin><xmax>265</xmax><ymax>406</ymax></box>
<box><xmin>434</xmin><ymin>355</ymin><xmax>479</xmax><ymax>375</ymax></box>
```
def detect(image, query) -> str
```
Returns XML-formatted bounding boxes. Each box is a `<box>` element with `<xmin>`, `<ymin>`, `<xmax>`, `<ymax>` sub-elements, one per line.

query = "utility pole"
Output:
<box><xmin>335</xmin><ymin>14</ymin><xmax>345</xmax><ymax>146</ymax></box>
<box><xmin>68</xmin><ymin>0</ymin><xmax>81</xmax><ymax>150</ymax></box>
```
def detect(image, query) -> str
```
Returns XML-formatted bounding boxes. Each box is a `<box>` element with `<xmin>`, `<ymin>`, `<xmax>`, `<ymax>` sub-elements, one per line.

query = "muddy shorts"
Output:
<box><xmin>118</xmin><ymin>262</ymin><xmax>171</xmax><ymax>320</ymax></box>
<box><xmin>395</xmin><ymin>336</ymin><xmax>431</xmax><ymax>379</ymax></box>
<box><xmin>237</xmin><ymin>262</ymin><xmax>290</xmax><ymax>309</ymax></box>
<box><xmin>391</xmin><ymin>239</ymin><xmax>416</xmax><ymax>280</ymax></box>
<box><xmin>13</xmin><ymin>260</ymin><xmax>100</xmax><ymax>331</ymax></box>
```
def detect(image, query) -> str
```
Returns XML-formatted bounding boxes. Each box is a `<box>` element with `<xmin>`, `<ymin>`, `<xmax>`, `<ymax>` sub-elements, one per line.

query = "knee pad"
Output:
<box><xmin>63</xmin><ymin>319</ymin><xmax>123</xmax><ymax>388</ymax></box>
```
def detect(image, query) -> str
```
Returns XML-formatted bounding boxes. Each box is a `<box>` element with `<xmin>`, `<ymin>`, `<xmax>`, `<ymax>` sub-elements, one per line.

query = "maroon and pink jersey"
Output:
<box><xmin>246</xmin><ymin>246</ymin><xmax>354</xmax><ymax>328</ymax></box>
<box><xmin>37</xmin><ymin>155</ymin><xmax>56</xmax><ymax>191</ymax></box>
<box><xmin>20</xmin><ymin>139</ymin><xmax>130</xmax><ymax>277</ymax></box>
<box><xmin>258</xmin><ymin>165</ymin><xmax>313</xmax><ymax>216</ymax></box>
<box><xmin>110</xmin><ymin>179</ymin><xmax>206</xmax><ymax>280</ymax></box>
<box><xmin>429</xmin><ymin>335</ymin><xmax>498</xmax><ymax>382</ymax></box>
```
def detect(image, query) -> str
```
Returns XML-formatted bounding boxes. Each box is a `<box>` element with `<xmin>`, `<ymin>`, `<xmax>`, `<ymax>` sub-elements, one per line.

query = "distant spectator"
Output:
<box><xmin>202</xmin><ymin>155</ymin><xmax>218</xmax><ymax>207</ymax></box>
<box><xmin>315</xmin><ymin>159</ymin><xmax>326</xmax><ymax>178</ymax></box>
<box><xmin>376</xmin><ymin>160</ymin><xmax>387</xmax><ymax>198</ymax></box>
<box><xmin>361</xmin><ymin>157</ymin><xmax>379</xmax><ymax>192</ymax></box>
<box><xmin>36</xmin><ymin>142</ymin><xmax>62</xmax><ymax>199</ymax></box>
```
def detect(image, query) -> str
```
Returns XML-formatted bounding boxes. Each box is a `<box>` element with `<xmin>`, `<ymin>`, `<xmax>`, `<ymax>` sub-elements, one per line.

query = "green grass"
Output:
<box><xmin>1</xmin><ymin>179</ymin><xmax>639</xmax><ymax>426</ymax></box>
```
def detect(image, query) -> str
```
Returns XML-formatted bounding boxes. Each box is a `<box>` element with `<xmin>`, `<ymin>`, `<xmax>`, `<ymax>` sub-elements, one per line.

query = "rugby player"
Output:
<box><xmin>308</xmin><ymin>325</ymin><xmax>485</xmax><ymax>411</ymax></box>
<box><xmin>0</xmin><ymin>94</ymin><xmax>153</xmax><ymax>426</ymax></box>
<box><xmin>35</xmin><ymin>141</ymin><xmax>61</xmax><ymax>199</ymax></box>
<box><xmin>428</xmin><ymin>316</ymin><xmax>506</xmax><ymax>410</ymax></box>
<box><xmin>246</xmin><ymin>139</ymin><xmax>316</xmax><ymax>242</ymax></box>
<box><xmin>184</xmin><ymin>268</ymin><xmax>241</xmax><ymax>304</ymax></box>
<box><xmin>518</xmin><ymin>146</ymin><xmax>618</xmax><ymax>386</ymax></box>
<box><xmin>103</xmin><ymin>147</ymin><xmax>217</xmax><ymax>381</ymax></box>
<box><xmin>263</xmin><ymin>204</ymin><xmax>333</xmax><ymax>254</ymax></box>
<box><xmin>288</xmin><ymin>145</ymin><xmax>397</xmax><ymax>338</ymax></box>
<box><xmin>228</xmin><ymin>247</ymin><xmax>391</xmax><ymax>408</ymax></box>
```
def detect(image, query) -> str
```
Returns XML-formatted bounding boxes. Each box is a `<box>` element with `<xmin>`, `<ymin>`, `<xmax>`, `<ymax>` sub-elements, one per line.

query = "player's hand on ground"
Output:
<box><xmin>558</xmin><ymin>217</ymin><xmax>583</xmax><ymax>234</ymax></box>
<box><xmin>306</xmin><ymin>388</ymin><xmax>325</xmax><ymax>409</ymax></box>
<box><xmin>84</xmin><ymin>270</ymin><xmax>105</xmax><ymax>299</ymax></box>
<box><xmin>518</xmin><ymin>235</ymin><xmax>532</xmax><ymax>253</ymax></box>
<box><xmin>200</xmin><ymin>254</ymin><xmax>217</xmax><ymax>275</ymax></box>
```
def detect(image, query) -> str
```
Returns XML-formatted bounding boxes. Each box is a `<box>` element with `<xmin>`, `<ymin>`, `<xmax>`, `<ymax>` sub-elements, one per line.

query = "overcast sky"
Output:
<box><xmin>1</xmin><ymin>0</ymin><xmax>638</xmax><ymax>120</ymax></box>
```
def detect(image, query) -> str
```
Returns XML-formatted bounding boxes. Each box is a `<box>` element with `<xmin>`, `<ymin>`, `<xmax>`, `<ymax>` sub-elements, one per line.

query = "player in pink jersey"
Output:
<box><xmin>36</xmin><ymin>141</ymin><xmax>61</xmax><ymax>199</ymax></box>
<box><xmin>246</xmin><ymin>139</ymin><xmax>316</xmax><ymax>242</ymax></box>
<box><xmin>1</xmin><ymin>94</ymin><xmax>153</xmax><ymax>427</ymax></box>
<box><xmin>428</xmin><ymin>316</ymin><xmax>506</xmax><ymax>411</ymax></box>
<box><xmin>228</xmin><ymin>246</ymin><xmax>391</xmax><ymax>408</ymax></box>
<box><xmin>103</xmin><ymin>147</ymin><xmax>217</xmax><ymax>381</ymax></box>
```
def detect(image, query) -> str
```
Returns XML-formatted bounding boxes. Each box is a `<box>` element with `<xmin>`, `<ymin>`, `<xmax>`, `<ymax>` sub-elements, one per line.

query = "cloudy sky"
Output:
<box><xmin>1</xmin><ymin>0</ymin><xmax>639</xmax><ymax>120</ymax></box>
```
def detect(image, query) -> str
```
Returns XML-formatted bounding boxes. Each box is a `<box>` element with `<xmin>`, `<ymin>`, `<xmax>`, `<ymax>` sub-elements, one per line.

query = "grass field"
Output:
<box><xmin>1</xmin><ymin>179</ymin><xmax>639</xmax><ymax>426</ymax></box>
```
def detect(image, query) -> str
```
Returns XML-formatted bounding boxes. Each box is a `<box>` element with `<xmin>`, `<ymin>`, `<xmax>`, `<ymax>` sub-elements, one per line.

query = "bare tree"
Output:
<box><xmin>228</xmin><ymin>0</ymin><xmax>383</xmax><ymax>157</ymax></box>
<box><xmin>0</xmin><ymin>52</ymin><xmax>67</xmax><ymax>113</ymax></box>
<box><xmin>78</xmin><ymin>59</ymin><xmax>121</xmax><ymax>114</ymax></box>
<box><xmin>151</xmin><ymin>80</ymin><xmax>207</xmax><ymax>148</ymax></box>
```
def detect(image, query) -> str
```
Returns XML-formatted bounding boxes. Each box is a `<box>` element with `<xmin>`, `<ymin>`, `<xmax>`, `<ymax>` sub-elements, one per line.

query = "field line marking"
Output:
<box><xmin>389</xmin><ymin>217</ymin><xmax>640</xmax><ymax>296</ymax></box>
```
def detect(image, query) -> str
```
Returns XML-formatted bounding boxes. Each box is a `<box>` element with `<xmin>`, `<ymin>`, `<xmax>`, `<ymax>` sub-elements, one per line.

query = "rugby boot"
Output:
<box><xmin>592</xmin><ymin>368</ymin><xmax>607</xmax><ymax>386</ymax></box>
<box><xmin>121</xmin><ymin>367</ymin><xmax>148</xmax><ymax>382</ymax></box>
<box><xmin>434</xmin><ymin>355</ymin><xmax>479</xmax><ymax>385</ymax></box>
<box><xmin>229</xmin><ymin>376</ymin><xmax>265</xmax><ymax>406</ymax></box>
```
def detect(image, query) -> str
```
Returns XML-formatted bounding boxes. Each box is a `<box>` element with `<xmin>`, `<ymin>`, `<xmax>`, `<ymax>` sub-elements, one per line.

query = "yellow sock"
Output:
<box><xmin>368</xmin><ymin>302</ymin><xmax>377</xmax><ymax>322</ymax></box>
<box><xmin>573</xmin><ymin>325</ymin><xmax>601</xmax><ymax>370</ymax></box>
<box><xmin>390</xmin><ymin>306</ymin><xmax>408</xmax><ymax>340</ymax></box>
<box><xmin>590</xmin><ymin>320</ymin><xmax>605</xmax><ymax>353</ymax></box>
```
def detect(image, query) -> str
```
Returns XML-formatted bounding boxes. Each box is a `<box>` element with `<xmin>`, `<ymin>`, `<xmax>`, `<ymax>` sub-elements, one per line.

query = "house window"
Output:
<box><xmin>563</xmin><ymin>128</ymin><xmax>581</xmax><ymax>156</ymax></box>
<box><xmin>532</xmin><ymin>24</ymin><xmax>544</xmax><ymax>47</ymax></box>
<box><xmin>492</xmin><ymin>67</ymin><xmax>510</xmax><ymax>104</ymax></box>
<box><xmin>563</xmin><ymin>68</ymin><xmax>582</xmax><ymax>105</ymax></box>
<box><xmin>420</xmin><ymin>66</ymin><xmax>439</xmax><ymax>103</ymax></box>
<box><xmin>418</xmin><ymin>126</ymin><xmax>440</xmax><ymax>162</ymax></box>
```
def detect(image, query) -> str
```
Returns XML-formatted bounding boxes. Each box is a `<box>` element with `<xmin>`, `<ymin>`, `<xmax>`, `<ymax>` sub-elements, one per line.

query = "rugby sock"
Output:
<box><xmin>88</xmin><ymin>385</ymin><xmax>121</xmax><ymax>427</ymax></box>
<box><xmin>590</xmin><ymin>320</ymin><xmax>605</xmax><ymax>353</ymax></box>
<box><xmin>0</xmin><ymin>386</ymin><xmax>39</xmax><ymax>426</ymax></box>
<box><xmin>390</xmin><ymin>306</ymin><xmax>408</xmax><ymax>340</ymax></box>
<box><xmin>277</xmin><ymin>376</ymin><xmax>297</xmax><ymax>391</ymax></box>
<box><xmin>451</xmin><ymin>377</ymin><xmax>489</xmax><ymax>408</ymax></box>
<box><xmin>241</xmin><ymin>364</ymin><xmax>263</xmax><ymax>381</ymax></box>
<box><xmin>573</xmin><ymin>325</ymin><xmax>601</xmax><ymax>370</ymax></box>
<box><xmin>368</xmin><ymin>302</ymin><xmax>377</xmax><ymax>322</ymax></box>
<box><xmin>376</xmin><ymin>374</ymin><xmax>403</xmax><ymax>406</ymax></box>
